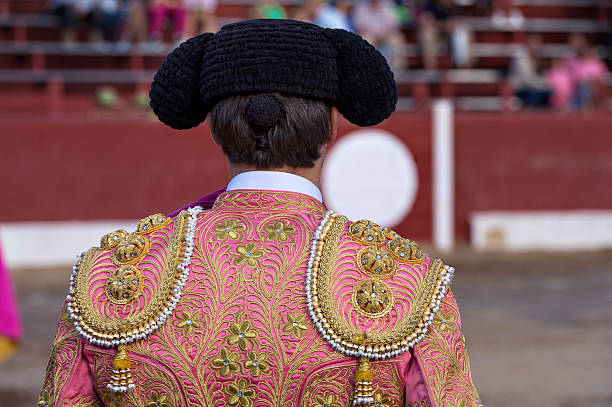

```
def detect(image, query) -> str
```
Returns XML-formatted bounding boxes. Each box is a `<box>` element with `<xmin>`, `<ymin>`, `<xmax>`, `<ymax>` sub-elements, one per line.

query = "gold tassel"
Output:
<box><xmin>352</xmin><ymin>357</ymin><xmax>374</xmax><ymax>405</ymax></box>
<box><xmin>107</xmin><ymin>345</ymin><xmax>135</xmax><ymax>393</ymax></box>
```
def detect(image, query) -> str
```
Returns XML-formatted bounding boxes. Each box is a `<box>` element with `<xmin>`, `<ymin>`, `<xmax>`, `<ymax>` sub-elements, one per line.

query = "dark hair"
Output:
<box><xmin>208</xmin><ymin>93</ymin><xmax>331</xmax><ymax>168</ymax></box>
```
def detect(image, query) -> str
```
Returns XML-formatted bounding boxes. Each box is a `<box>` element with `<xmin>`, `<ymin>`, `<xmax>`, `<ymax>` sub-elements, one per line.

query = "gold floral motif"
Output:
<box><xmin>104</xmin><ymin>265</ymin><xmax>143</xmax><ymax>304</ymax></box>
<box><xmin>264</xmin><ymin>220</ymin><xmax>296</xmax><ymax>241</ymax></box>
<box><xmin>352</xmin><ymin>279</ymin><xmax>394</xmax><ymax>318</ymax></box>
<box><xmin>445</xmin><ymin>394</ymin><xmax>466</xmax><ymax>407</ymax></box>
<box><xmin>146</xmin><ymin>391</ymin><xmax>171</xmax><ymax>407</ymax></box>
<box><xmin>228</xmin><ymin>320</ymin><xmax>257</xmax><ymax>350</ymax></box>
<box><xmin>212</xmin><ymin>348</ymin><xmax>240</xmax><ymax>376</ymax></box>
<box><xmin>214</xmin><ymin>219</ymin><xmax>246</xmax><ymax>240</ymax></box>
<box><xmin>100</xmin><ymin>229</ymin><xmax>128</xmax><ymax>249</ymax></box>
<box><xmin>433</xmin><ymin>310</ymin><xmax>456</xmax><ymax>332</ymax></box>
<box><xmin>314</xmin><ymin>392</ymin><xmax>341</xmax><ymax>407</ymax></box>
<box><xmin>213</xmin><ymin>190</ymin><xmax>326</xmax><ymax>214</ymax></box>
<box><xmin>113</xmin><ymin>233</ymin><xmax>150</xmax><ymax>265</ymax></box>
<box><xmin>282</xmin><ymin>314</ymin><xmax>309</xmax><ymax>338</ymax></box>
<box><xmin>244</xmin><ymin>351</ymin><xmax>268</xmax><ymax>377</ymax></box>
<box><xmin>370</xmin><ymin>391</ymin><xmax>391</xmax><ymax>407</ymax></box>
<box><xmin>137</xmin><ymin>214</ymin><xmax>170</xmax><ymax>234</ymax></box>
<box><xmin>233</xmin><ymin>243</ymin><xmax>264</xmax><ymax>267</ymax></box>
<box><xmin>226</xmin><ymin>378</ymin><xmax>256</xmax><ymax>407</ymax></box>
<box><xmin>348</xmin><ymin>220</ymin><xmax>386</xmax><ymax>245</ymax></box>
<box><xmin>357</xmin><ymin>246</ymin><xmax>397</xmax><ymax>279</ymax></box>
<box><xmin>387</xmin><ymin>238</ymin><xmax>424</xmax><ymax>263</ymax></box>
<box><xmin>176</xmin><ymin>310</ymin><xmax>202</xmax><ymax>335</ymax></box>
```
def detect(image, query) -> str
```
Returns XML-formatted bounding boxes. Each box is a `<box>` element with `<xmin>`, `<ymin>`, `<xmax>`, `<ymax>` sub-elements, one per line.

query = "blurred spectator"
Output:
<box><xmin>354</xmin><ymin>0</ymin><xmax>406</xmax><ymax>69</ymax></box>
<box><xmin>120</xmin><ymin>0</ymin><xmax>149</xmax><ymax>44</ymax></box>
<box><xmin>509</xmin><ymin>34</ymin><xmax>551</xmax><ymax>108</ymax></box>
<box><xmin>491</xmin><ymin>0</ymin><xmax>524</xmax><ymax>30</ymax></box>
<box><xmin>564</xmin><ymin>34</ymin><xmax>608</xmax><ymax>110</ymax></box>
<box><xmin>419</xmin><ymin>0</ymin><xmax>474</xmax><ymax>69</ymax></box>
<box><xmin>293</xmin><ymin>0</ymin><xmax>321</xmax><ymax>21</ymax></box>
<box><xmin>314</xmin><ymin>0</ymin><xmax>353</xmax><ymax>31</ymax></box>
<box><xmin>50</xmin><ymin>0</ymin><xmax>102</xmax><ymax>43</ymax></box>
<box><xmin>97</xmin><ymin>0</ymin><xmax>126</xmax><ymax>42</ymax></box>
<box><xmin>392</xmin><ymin>0</ymin><xmax>415</xmax><ymax>29</ymax></box>
<box><xmin>149</xmin><ymin>0</ymin><xmax>186</xmax><ymax>43</ymax></box>
<box><xmin>185</xmin><ymin>0</ymin><xmax>218</xmax><ymax>37</ymax></box>
<box><xmin>546</xmin><ymin>58</ymin><xmax>573</xmax><ymax>110</ymax></box>
<box><xmin>252</xmin><ymin>0</ymin><xmax>287</xmax><ymax>19</ymax></box>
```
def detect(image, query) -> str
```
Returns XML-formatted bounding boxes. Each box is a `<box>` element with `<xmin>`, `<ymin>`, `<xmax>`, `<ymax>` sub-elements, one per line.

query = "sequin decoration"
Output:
<box><xmin>100</xmin><ymin>230</ymin><xmax>129</xmax><ymax>250</ymax></box>
<box><xmin>387</xmin><ymin>237</ymin><xmax>424</xmax><ymax>263</ymax></box>
<box><xmin>137</xmin><ymin>213</ymin><xmax>170</xmax><ymax>234</ymax></box>
<box><xmin>357</xmin><ymin>246</ymin><xmax>396</xmax><ymax>279</ymax></box>
<box><xmin>352</xmin><ymin>279</ymin><xmax>394</xmax><ymax>318</ymax></box>
<box><xmin>347</xmin><ymin>220</ymin><xmax>385</xmax><ymax>245</ymax></box>
<box><xmin>105</xmin><ymin>265</ymin><xmax>143</xmax><ymax>304</ymax></box>
<box><xmin>113</xmin><ymin>234</ymin><xmax>150</xmax><ymax>265</ymax></box>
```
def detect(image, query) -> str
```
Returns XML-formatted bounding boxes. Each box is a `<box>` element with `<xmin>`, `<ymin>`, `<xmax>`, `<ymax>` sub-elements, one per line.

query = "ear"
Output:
<box><xmin>327</xmin><ymin>106</ymin><xmax>338</xmax><ymax>145</ymax></box>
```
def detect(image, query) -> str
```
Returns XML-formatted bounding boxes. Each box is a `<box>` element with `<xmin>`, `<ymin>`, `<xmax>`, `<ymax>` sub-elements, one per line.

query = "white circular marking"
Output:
<box><xmin>322</xmin><ymin>129</ymin><xmax>418</xmax><ymax>228</ymax></box>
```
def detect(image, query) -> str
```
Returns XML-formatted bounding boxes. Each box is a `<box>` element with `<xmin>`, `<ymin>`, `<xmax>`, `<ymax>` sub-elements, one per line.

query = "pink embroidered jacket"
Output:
<box><xmin>39</xmin><ymin>190</ymin><xmax>482</xmax><ymax>407</ymax></box>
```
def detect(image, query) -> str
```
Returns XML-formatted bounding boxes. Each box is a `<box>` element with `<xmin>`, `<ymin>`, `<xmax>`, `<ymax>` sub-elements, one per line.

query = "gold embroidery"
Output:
<box><xmin>105</xmin><ymin>265</ymin><xmax>143</xmax><ymax>304</ymax></box>
<box><xmin>314</xmin><ymin>392</ymin><xmax>342</xmax><ymax>407</ymax></box>
<box><xmin>282</xmin><ymin>314</ymin><xmax>309</xmax><ymax>338</ymax></box>
<box><xmin>371</xmin><ymin>390</ymin><xmax>392</xmax><ymax>407</ymax></box>
<box><xmin>100</xmin><ymin>230</ymin><xmax>128</xmax><ymax>250</ymax></box>
<box><xmin>233</xmin><ymin>243</ymin><xmax>264</xmax><ymax>267</ymax></box>
<box><xmin>146</xmin><ymin>391</ymin><xmax>171</xmax><ymax>407</ymax></box>
<box><xmin>213</xmin><ymin>190</ymin><xmax>326</xmax><ymax>213</ymax></box>
<box><xmin>176</xmin><ymin>310</ymin><xmax>202</xmax><ymax>335</ymax></box>
<box><xmin>225</xmin><ymin>378</ymin><xmax>256</xmax><ymax>407</ymax></box>
<box><xmin>71</xmin><ymin>210</ymin><xmax>186</xmax><ymax>339</ymax></box>
<box><xmin>357</xmin><ymin>246</ymin><xmax>396</xmax><ymax>279</ymax></box>
<box><xmin>227</xmin><ymin>320</ymin><xmax>257</xmax><ymax>350</ymax></box>
<box><xmin>244</xmin><ymin>351</ymin><xmax>268</xmax><ymax>377</ymax></box>
<box><xmin>387</xmin><ymin>237</ymin><xmax>425</xmax><ymax>264</ymax></box>
<box><xmin>352</xmin><ymin>279</ymin><xmax>394</xmax><ymax>318</ymax></box>
<box><xmin>214</xmin><ymin>219</ymin><xmax>246</xmax><ymax>240</ymax></box>
<box><xmin>113</xmin><ymin>234</ymin><xmax>150</xmax><ymax>265</ymax></box>
<box><xmin>348</xmin><ymin>219</ymin><xmax>386</xmax><ymax>245</ymax></box>
<box><xmin>264</xmin><ymin>220</ymin><xmax>296</xmax><ymax>241</ymax></box>
<box><xmin>212</xmin><ymin>348</ymin><xmax>240</xmax><ymax>376</ymax></box>
<box><xmin>137</xmin><ymin>214</ymin><xmax>170</xmax><ymax>234</ymax></box>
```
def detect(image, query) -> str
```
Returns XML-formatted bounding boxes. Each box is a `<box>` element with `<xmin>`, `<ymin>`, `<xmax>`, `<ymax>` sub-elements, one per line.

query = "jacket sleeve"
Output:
<box><xmin>38</xmin><ymin>301</ymin><xmax>103</xmax><ymax>407</ymax></box>
<box><xmin>413</xmin><ymin>289</ymin><xmax>484</xmax><ymax>407</ymax></box>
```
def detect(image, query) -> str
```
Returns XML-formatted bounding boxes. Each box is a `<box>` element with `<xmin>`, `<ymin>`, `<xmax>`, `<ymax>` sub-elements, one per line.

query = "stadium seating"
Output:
<box><xmin>0</xmin><ymin>0</ymin><xmax>609</xmax><ymax>113</ymax></box>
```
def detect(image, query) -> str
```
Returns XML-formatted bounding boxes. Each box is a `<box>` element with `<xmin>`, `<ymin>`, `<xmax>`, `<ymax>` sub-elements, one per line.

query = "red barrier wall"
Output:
<box><xmin>1</xmin><ymin>112</ymin><xmax>611</xmax><ymax>243</ymax></box>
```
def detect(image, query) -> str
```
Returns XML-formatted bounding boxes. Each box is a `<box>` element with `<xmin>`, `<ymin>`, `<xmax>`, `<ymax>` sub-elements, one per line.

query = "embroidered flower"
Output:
<box><xmin>102</xmin><ymin>390</ymin><xmax>125</xmax><ymax>407</ymax></box>
<box><xmin>225</xmin><ymin>378</ymin><xmax>256</xmax><ymax>407</ymax></box>
<box><xmin>176</xmin><ymin>310</ymin><xmax>202</xmax><ymax>335</ymax></box>
<box><xmin>433</xmin><ymin>310</ymin><xmax>457</xmax><ymax>332</ymax></box>
<box><xmin>244</xmin><ymin>350</ymin><xmax>268</xmax><ymax>377</ymax></box>
<box><xmin>146</xmin><ymin>391</ymin><xmax>170</xmax><ymax>407</ymax></box>
<box><xmin>228</xmin><ymin>320</ymin><xmax>257</xmax><ymax>350</ymax></box>
<box><xmin>234</xmin><ymin>243</ymin><xmax>264</xmax><ymax>267</ymax></box>
<box><xmin>214</xmin><ymin>219</ymin><xmax>246</xmax><ymax>240</ymax></box>
<box><xmin>264</xmin><ymin>220</ymin><xmax>296</xmax><ymax>242</ymax></box>
<box><xmin>372</xmin><ymin>391</ymin><xmax>391</xmax><ymax>407</ymax></box>
<box><xmin>282</xmin><ymin>314</ymin><xmax>309</xmax><ymax>338</ymax></box>
<box><xmin>314</xmin><ymin>392</ymin><xmax>341</xmax><ymax>407</ymax></box>
<box><xmin>38</xmin><ymin>391</ymin><xmax>54</xmax><ymax>407</ymax></box>
<box><xmin>212</xmin><ymin>348</ymin><xmax>240</xmax><ymax>376</ymax></box>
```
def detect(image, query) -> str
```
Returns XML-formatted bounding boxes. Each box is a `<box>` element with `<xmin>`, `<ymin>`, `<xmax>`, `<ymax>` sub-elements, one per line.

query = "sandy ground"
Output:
<box><xmin>1</xmin><ymin>249</ymin><xmax>611</xmax><ymax>407</ymax></box>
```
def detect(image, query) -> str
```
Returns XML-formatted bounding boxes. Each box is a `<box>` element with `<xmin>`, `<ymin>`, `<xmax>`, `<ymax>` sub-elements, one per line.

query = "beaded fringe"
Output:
<box><xmin>107</xmin><ymin>345</ymin><xmax>135</xmax><ymax>393</ymax></box>
<box><xmin>352</xmin><ymin>357</ymin><xmax>374</xmax><ymax>405</ymax></box>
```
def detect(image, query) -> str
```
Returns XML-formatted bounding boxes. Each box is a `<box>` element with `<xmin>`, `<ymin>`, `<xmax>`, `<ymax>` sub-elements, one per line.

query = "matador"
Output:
<box><xmin>39</xmin><ymin>19</ymin><xmax>482</xmax><ymax>407</ymax></box>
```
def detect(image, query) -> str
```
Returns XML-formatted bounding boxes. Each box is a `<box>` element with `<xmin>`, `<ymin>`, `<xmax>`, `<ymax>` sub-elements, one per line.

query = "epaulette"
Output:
<box><xmin>306</xmin><ymin>210</ymin><xmax>454</xmax><ymax>405</ymax></box>
<box><xmin>65</xmin><ymin>206</ymin><xmax>203</xmax><ymax>393</ymax></box>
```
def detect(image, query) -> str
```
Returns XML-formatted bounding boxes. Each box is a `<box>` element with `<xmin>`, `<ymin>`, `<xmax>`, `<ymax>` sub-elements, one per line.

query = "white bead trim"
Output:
<box><xmin>305</xmin><ymin>210</ymin><xmax>455</xmax><ymax>360</ymax></box>
<box><xmin>66</xmin><ymin>206</ymin><xmax>203</xmax><ymax>347</ymax></box>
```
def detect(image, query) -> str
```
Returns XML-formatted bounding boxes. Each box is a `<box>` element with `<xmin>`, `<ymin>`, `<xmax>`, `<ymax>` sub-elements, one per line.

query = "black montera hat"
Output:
<box><xmin>150</xmin><ymin>19</ymin><xmax>397</xmax><ymax>130</ymax></box>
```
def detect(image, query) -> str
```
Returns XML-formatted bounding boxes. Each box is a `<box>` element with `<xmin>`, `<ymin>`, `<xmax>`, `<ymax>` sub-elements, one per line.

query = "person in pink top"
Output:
<box><xmin>0</xmin><ymin>239</ymin><xmax>22</xmax><ymax>362</ymax></box>
<box><xmin>39</xmin><ymin>19</ymin><xmax>482</xmax><ymax>407</ymax></box>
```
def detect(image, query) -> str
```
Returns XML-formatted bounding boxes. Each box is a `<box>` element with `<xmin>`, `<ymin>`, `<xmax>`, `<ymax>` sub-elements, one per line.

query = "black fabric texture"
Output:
<box><xmin>149</xmin><ymin>19</ymin><xmax>397</xmax><ymax>129</ymax></box>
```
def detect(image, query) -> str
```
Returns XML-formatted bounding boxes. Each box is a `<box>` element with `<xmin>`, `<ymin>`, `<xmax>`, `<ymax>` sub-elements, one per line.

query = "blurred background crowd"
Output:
<box><xmin>0</xmin><ymin>0</ymin><xmax>610</xmax><ymax>112</ymax></box>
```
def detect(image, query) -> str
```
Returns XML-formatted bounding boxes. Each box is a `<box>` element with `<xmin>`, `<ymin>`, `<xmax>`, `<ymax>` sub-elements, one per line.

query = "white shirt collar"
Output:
<box><xmin>226</xmin><ymin>171</ymin><xmax>323</xmax><ymax>202</ymax></box>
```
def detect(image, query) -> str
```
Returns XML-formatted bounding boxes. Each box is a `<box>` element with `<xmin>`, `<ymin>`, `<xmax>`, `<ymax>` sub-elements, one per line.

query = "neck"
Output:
<box><xmin>227</xmin><ymin>160</ymin><xmax>324</xmax><ymax>189</ymax></box>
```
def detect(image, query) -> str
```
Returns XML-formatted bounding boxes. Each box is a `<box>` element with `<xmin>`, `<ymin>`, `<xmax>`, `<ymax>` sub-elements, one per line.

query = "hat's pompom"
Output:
<box><xmin>325</xmin><ymin>29</ymin><xmax>397</xmax><ymax>127</ymax></box>
<box><xmin>150</xmin><ymin>33</ymin><xmax>214</xmax><ymax>129</ymax></box>
<box><xmin>246</xmin><ymin>94</ymin><xmax>281</xmax><ymax>150</ymax></box>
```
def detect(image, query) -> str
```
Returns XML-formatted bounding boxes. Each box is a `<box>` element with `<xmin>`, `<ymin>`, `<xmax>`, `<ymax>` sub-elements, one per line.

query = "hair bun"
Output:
<box><xmin>246</xmin><ymin>94</ymin><xmax>281</xmax><ymax>131</ymax></box>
